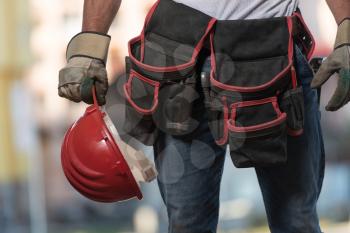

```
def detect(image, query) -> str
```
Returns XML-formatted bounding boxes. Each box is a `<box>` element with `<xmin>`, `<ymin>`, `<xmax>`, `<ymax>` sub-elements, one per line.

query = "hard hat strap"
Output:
<box><xmin>92</xmin><ymin>84</ymin><xmax>99</xmax><ymax>109</ymax></box>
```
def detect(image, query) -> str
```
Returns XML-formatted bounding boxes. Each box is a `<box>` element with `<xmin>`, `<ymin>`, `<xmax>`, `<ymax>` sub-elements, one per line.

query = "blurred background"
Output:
<box><xmin>0</xmin><ymin>0</ymin><xmax>350</xmax><ymax>233</ymax></box>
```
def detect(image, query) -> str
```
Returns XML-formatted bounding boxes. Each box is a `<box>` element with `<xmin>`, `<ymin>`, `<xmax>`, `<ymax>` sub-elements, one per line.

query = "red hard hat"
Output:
<box><xmin>61</xmin><ymin>87</ymin><xmax>157</xmax><ymax>203</ymax></box>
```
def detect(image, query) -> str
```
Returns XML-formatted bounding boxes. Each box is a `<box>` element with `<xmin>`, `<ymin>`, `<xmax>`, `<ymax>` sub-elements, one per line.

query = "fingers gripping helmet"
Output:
<box><xmin>61</xmin><ymin>87</ymin><xmax>157</xmax><ymax>203</ymax></box>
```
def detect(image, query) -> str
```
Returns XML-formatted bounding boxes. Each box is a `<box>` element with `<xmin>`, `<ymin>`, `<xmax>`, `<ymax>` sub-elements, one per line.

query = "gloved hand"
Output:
<box><xmin>58</xmin><ymin>32</ymin><xmax>111</xmax><ymax>105</ymax></box>
<box><xmin>311</xmin><ymin>18</ymin><xmax>350</xmax><ymax>111</ymax></box>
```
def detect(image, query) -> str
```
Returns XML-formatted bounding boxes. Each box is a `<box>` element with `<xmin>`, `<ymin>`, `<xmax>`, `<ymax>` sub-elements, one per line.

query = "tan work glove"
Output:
<box><xmin>311</xmin><ymin>18</ymin><xmax>350</xmax><ymax>111</ymax></box>
<box><xmin>58</xmin><ymin>32</ymin><xmax>111</xmax><ymax>105</ymax></box>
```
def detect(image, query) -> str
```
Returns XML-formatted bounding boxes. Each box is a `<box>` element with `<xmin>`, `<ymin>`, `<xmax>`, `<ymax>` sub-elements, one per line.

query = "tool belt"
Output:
<box><xmin>123</xmin><ymin>0</ymin><xmax>315</xmax><ymax>168</ymax></box>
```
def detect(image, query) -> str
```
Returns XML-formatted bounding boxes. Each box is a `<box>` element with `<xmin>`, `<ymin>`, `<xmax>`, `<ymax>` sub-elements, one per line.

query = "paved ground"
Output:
<box><xmin>223</xmin><ymin>222</ymin><xmax>350</xmax><ymax>233</ymax></box>
<box><xmin>46</xmin><ymin>221</ymin><xmax>350</xmax><ymax>233</ymax></box>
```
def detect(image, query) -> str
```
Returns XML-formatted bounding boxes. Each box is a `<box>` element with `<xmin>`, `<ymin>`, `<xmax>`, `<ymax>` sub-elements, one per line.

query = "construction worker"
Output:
<box><xmin>58</xmin><ymin>0</ymin><xmax>350</xmax><ymax>232</ymax></box>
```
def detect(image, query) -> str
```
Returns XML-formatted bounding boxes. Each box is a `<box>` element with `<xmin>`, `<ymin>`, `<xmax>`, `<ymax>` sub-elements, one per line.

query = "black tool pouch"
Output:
<box><xmin>205</xmin><ymin>14</ymin><xmax>314</xmax><ymax>168</ymax></box>
<box><xmin>123</xmin><ymin>0</ymin><xmax>216</xmax><ymax>145</ymax></box>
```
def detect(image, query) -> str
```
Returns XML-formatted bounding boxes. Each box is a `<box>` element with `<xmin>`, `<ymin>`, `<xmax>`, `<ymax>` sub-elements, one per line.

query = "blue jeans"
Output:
<box><xmin>153</xmin><ymin>46</ymin><xmax>325</xmax><ymax>233</ymax></box>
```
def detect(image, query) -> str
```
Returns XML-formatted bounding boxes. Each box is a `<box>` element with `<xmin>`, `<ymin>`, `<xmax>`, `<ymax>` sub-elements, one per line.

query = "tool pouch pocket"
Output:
<box><xmin>153</xmin><ymin>76</ymin><xmax>199</xmax><ymax>136</ymax></box>
<box><xmin>123</xmin><ymin>58</ymin><xmax>160</xmax><ymax>146</ymax></box>
<box><xmin>228</xmin><ymin>97</ymin><xmax>287</xmax><ymax>168</ymax></box>
<box><xmin>123</xmin><ymin>0</ymin><xmax>216</xmax><ymax>145</ymax></box>
<box><xmin>279</xmin><ymin>86</ymin><xmax>304</xmax><ymax>135</ymax></box>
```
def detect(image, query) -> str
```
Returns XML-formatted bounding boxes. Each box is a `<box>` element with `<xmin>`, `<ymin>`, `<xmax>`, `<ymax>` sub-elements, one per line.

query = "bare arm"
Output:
<box><xmin>82</xmin><ymin>0</ymin><xmax>122</xmax><ymax>33</ymax></box>
<box><xmin>326</xmin><ymin>0</ymin><xmax>350</xmax><ymax>24</ymax></box>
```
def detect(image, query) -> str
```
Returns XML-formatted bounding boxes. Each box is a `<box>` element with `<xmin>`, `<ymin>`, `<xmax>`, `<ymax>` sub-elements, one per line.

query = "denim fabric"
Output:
<box><xmin>153</xmin><ymin>46</ymin><xmax>325</xmax><ymax>233</ymax></box>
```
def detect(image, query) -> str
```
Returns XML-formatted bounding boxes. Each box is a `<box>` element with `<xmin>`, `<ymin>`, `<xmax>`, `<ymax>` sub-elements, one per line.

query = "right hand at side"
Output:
<box><xmin>58</xmin><ymin>57</ymin><xmax>108</xmax><ymax>105</ymax></box>
<box><xmin>58</xmin><ymin>32</ymin><xmax>111</xmax><ymax>105</ymax></box>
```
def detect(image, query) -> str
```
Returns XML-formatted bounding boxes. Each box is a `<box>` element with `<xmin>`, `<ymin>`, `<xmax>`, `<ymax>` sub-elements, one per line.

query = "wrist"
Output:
<box><xmin>335</xmin><ymin>18</ymin><xmax>350</xmax><ymax>49</ymax></box>
<box><xmin>82</xmin><ymin>23</ymin><xmax>109</xmax><ymax>35</ymax></box>
<box><xmin>66</xmin><ymin>32</ymin><xmax>111</xmax><ymax>65</ymax></box>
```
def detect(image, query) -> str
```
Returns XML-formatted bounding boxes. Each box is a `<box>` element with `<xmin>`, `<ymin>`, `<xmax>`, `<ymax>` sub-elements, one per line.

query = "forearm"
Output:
<box><xmin>82</xmin><ymin>0</ymin><xmax>121</xmax><ymax>34</ymax></box>
<box><xmin>326</xmin><ymin>0</ymin><xmax>350</xmax><ymax>24</ymax></box>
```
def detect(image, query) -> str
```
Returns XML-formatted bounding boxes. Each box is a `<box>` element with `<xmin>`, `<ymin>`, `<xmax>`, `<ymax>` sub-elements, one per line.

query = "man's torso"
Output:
<box><xmin>173</xmin><ymin>0</ymin><xmax>299</xmax><ymax>20</ymax></box>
